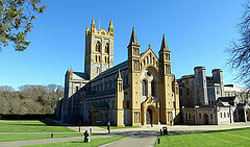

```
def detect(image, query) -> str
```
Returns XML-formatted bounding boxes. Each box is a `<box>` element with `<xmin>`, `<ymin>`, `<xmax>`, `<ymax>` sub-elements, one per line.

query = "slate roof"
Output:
<box><xmin>94</xmin><ymin>60</ymin><xmax>128</xmax><ymax>80</ymax></box>
<box><xmin>73</xmin><ymin>72</ymin><xmax>89</xmax><ymax>80</ymax></box>
<box><xmin>86</xmin><ymin>89</ymin><xmax>116</xmax><ymax>98</ymax></box>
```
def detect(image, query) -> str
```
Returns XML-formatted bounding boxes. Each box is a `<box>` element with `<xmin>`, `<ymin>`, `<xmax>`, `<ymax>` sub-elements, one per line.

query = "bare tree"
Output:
<box><xmin>227</xmin><ymin>1</ymin><xmax>250</xmax><ymax>88</ymax></box>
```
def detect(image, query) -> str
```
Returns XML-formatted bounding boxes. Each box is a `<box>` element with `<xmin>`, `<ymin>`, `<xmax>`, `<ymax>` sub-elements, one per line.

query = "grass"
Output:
<box><xmin>156</xmin><ymin>128</ymin><xmax>250</xmax><ymax>147</ymax></box>
<box><xmin>0</xmin><ymin>133</ymin><xmax>82</xmax><ymax>142</ymax></box>
<box><xmin>0</xmin><ymin>120</ymin><xmax>75</xmax><ymax>132</ymax></box>
<box><xmin>24</xmin><ymin>136</ymin><xmax>127</xmax><ymax>147</ymax></box>
<box><xmin>99</xmin><ymin>126</ymin><xmax>140</xmax><ymax>129</ymax></box>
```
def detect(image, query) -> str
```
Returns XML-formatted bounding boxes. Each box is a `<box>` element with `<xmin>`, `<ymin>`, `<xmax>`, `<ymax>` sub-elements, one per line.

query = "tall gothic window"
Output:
<box><xmin>151</xmin><ymin>80</ymin><xmax>155</xmax><ymax>96</ymax></box>
<box><xmin>142</xmin><ymin>80</ymin><xmax>147</xmax><ymax>96</ymax></box>
<box><xmin>105</xmin><ymin>43</ymin><xmax>109</xmax><ymax>54</ymax></box>
<box><xmin>96</xmin><ymin>41</ymin><xmax>101</xmax><ymax>52</ymax></box>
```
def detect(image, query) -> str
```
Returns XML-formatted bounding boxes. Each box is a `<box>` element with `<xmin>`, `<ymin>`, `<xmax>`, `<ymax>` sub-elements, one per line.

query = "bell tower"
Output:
<box><xmin>127</xmin><ymin>28</ymin><xmax>141</xmax><ymax>126</ymax></box>
<box><xmin>84</xmin><ymin>19</ymin><xmax>114</xmax><ymax>80</ymax></box>
<box><xmin>159</xmin><ymin>35</ymin><xmax>174</xmax><ymax>125</ymax></box>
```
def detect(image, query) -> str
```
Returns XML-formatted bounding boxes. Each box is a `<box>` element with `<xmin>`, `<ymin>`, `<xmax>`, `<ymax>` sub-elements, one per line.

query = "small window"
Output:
<box><xmin>127</xmin><ymin>100</ymin><xmax>130</xmax><ymax>109</ymax></box>
<box><xmin>227</xmin><ymin>112</ymin><xmax>229</xmax><ymax>117</ymax></box>
<box><xmin>224</xmin><ymin>112</ymin><xmax>226</xmax><ymax>118</ymax></box>
<box><xmin>105</xmin><ymin>43</ymin><xmax>109</xmax><ymax>54</ymax></box>
<box><xmin>76</xmin><ymin>86</ymin><xmax>79</xmax><ymax>91</ymax></box>
<box><xmin>95</xmin><ymin>55</ymin><xmax>99</xmax><ymax>63</ymax></box>
<box><xmin>96</xmin><ymin>41</ymin><xmax>101</xmax><ymax>52</ymax></box>
<box><xmin>199</xmin><ymin>113</ymin><xmax>201</xmax><ymax>119</ymax></box>
<box><xmin>147</xmin><ymin>72</ymin><xmax>151</xmax><ymax>77</ymax></box>
<box><xmin>210</xmin><ymin>114</ymin><xmax>213</xmax><ymax>119</ymax></box>
<box><xmin>220</xmin><ymin>112</ymin><xmax>222</xmax><ymax>118</ymax></box>
<box><xmin>97</xmin><ymin>67</ymin><xmax>100</xmax><ymax>74</ymax></box>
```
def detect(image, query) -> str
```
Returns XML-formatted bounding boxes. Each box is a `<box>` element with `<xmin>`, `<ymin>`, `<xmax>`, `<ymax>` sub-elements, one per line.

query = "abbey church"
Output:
<box><xmin>57</xmin><ymin>19</ymin><xmax>180</xmax><ymax>126</ymax></box>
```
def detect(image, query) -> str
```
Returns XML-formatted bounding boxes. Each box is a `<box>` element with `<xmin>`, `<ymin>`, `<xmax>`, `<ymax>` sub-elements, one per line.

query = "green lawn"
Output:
<box><xmin>99</xmin><ymin>126</ymin><xmax>140</xmax><ymax>129</ymax></box>
<box><xmin>24</xmin><ymin>136</ymin><xmax>126</xmax><ymax>147</ymax></box>
<box><xmin>0</xmin><ymin>133</ymin><xmax>82</xmax><ymax>142</ymax></box>
<box><xmin>156</xmin><ymin>128</ymin><xmax>250</xmax><ymax>147</ymax></box>
<box><xmin>0</xmin><ymin>120</ymin><xmax>75</xmax><ymax>132</ymax></box>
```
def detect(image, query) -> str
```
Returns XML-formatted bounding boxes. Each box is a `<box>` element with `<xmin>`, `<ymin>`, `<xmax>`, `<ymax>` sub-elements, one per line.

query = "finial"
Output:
<box><xmin>91</xmin><ymin>18</ymin><xmax>95</xmax><ymax>25</ymax></box>
<box><xmin>70</xmin><ymin>67</ymin><xmax>73</xmax><ymax>73</ymax></box>
<box><xmin>148</xmin><ymin>44</ymin><xmax>151</xmax><ymax>49</ymax></box>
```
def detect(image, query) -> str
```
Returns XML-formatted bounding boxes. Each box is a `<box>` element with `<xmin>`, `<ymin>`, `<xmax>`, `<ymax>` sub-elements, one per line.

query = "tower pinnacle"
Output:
<box><xmin>128</xmin><ymin>27</ymin><xmax>140</xmax><ymax>47</ymax></box>
<box><xmin>108</xmin><ymin>19</ymin><xmax>114</xmax><ymax>33</ymax></box>
<box><xmin>160</xmin><ymin>34</ymin><xmax>169</xmax><ymax>51</ymax></box>
<box><xmin>91</xmin><ymin>18</ymin><xmax>95</xmax><ymax>29</ymax></box>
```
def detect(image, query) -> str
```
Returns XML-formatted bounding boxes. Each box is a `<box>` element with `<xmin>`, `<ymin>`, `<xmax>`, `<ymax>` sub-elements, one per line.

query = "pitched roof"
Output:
<box><xmin>73</xmin><ymin>72</ymin><xmax>89</xmax><ymax>80</ymax></box>
<box><xmin>94</xmin><ymin>60</ymin><xmax>128</xmax><ymax>80</ymax></box>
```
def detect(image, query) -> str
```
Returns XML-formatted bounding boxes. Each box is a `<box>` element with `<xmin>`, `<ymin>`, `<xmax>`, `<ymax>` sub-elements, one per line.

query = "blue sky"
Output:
<box><xmin>0</xmin><ymin>0</ymin><xmax>246</xmax><ymax>90</ymax></box>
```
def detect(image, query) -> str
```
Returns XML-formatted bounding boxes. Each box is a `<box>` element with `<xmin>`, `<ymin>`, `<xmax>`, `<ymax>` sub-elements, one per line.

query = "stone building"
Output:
<box><xmin>56</xmin><ymin>19</ymin><xmax>180</xmax><ymax>126</ymax></box>
<box><xmin>178</xmin><ymin>67</ymin><xmax>249</xmax><ymax>124</ymax></box>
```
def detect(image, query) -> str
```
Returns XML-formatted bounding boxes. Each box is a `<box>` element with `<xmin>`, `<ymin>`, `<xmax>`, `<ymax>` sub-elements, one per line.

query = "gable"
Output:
<box><xmin>140</xmin><ymin>48</ymin><xmax>159</xmax><ymax>70</ymax></box>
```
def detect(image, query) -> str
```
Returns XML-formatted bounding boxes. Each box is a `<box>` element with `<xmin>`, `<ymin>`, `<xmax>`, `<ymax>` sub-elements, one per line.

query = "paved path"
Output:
<box><xmin>1</xmin><ymin>121</ymin><xmax>250</xmax><ymax>147</ymax></box>
<box><xmin>100</xmin><ymin>135</ymin><xmax>156</xmax><ymax>147</ymax></box>
<box><xmin>0</xmin><ymin>135</ymin><xmax>115</xmax><ymax>147</ymax></box>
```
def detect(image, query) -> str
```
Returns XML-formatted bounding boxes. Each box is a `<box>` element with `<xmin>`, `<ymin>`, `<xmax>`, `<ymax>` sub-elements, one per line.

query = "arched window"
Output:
<box><xmin>105</xmin><ymin>43</ymin><xmax>109</xmax><ymax>54</ymax></box>
<box><xmin>95</xmin><ymin>55</ymin><xmax>98</xmax><ymax>63</ymax></box>
<box><xmin>95</xmin><ymin>41</ymin><xmax>101</xmax><ymax>52</ymax></box>
<box><xmin>142</xmin><ymin>79</ymin><xmax>147</xmax><ymax>96</ymax></box>
<box><xmin>97</xmin><ymin>67</ymin><xmax>100</xmax><ymax>74</ymax></box>
<box><xmin>151</xmin><ymin>80</ymin><xmax>156</xmax><ymax>96</ymax></box>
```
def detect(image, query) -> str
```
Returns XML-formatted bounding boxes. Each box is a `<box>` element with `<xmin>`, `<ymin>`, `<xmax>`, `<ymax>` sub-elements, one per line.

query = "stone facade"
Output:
<box><xmin>57</xmin><ymin>20</ymin><xmax>180</xmax><ymax>126</ymax></box>
<box><xmin>178</xmin><ymin>67</ymin><xmax>249</xmax><ymax>125</ymax></box>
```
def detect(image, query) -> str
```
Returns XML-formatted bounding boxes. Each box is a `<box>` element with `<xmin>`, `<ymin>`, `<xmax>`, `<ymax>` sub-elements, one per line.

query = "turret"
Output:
<box><xmin>127</xmin><ymin>28</ymin><xmax>141</xmax><ymax>126</ymax></box>
<box><xmin>158</xmin><ymin>34</ymin><xmax>174</xmax><ymax>125</ymax></box>
<box><xmin>115</xmin><ymin>69</ymin><xmax>124</xmax><ymax>126</ymax></box>
<box><xmin>212</xmin><ymin>69</ymin><xmax>224</xmax><ymax>97</ymax></box>
<box><xmin>91</xmin><ymin>18</ymin><xmax>95</xmax><ymax>30</ymax></box>
<box><xmin>108</xmin><ymin>20</ymin><xmax>114</xmax><ymax>36</ymax></box>
<box><xmin>194</xmin><ymin>66</ymin><xmax>208</xmax><ymax>105</ymax></box>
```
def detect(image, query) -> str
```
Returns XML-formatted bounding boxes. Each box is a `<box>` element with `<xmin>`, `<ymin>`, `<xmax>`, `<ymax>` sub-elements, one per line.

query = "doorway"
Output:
<box><xmin>146</xmin><ymin>108</ymin><xmax>153</xmax><ymax>124</ymax></box>
<box><xmin>203</xmin><ymin>114</ymin><xmax>209</xmax><ymax>125</ymax></box>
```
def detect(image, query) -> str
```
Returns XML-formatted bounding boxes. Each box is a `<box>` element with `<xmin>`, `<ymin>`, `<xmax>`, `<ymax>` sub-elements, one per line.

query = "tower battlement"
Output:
<box><xmin>84</xmin><ymin>19</ymin><xmax>114</xmax><ymax>80</ymax></box>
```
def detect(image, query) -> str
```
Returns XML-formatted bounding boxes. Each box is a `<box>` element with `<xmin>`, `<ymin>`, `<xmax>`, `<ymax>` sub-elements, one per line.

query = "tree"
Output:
<box><xmin>0</xmin><ymin>0</ymin><xmax>46</xmax><ymax>51</ymax></box>
<box><xmin>227</xmin><ymin>1</ymin><xmax>250</xmax><ymax>87</ymax></box>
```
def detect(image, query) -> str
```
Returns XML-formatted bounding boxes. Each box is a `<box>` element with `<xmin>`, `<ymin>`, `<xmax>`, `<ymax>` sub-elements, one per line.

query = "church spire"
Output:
<box><xmin>160</xmin><ymin>34</ymin><xmax>169</xmax><ymax>51</ymax></box>
<box><xmin>128</xmin><ymin>27</ymin><xmax>140</xmax><ymax>47</ymax></box>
